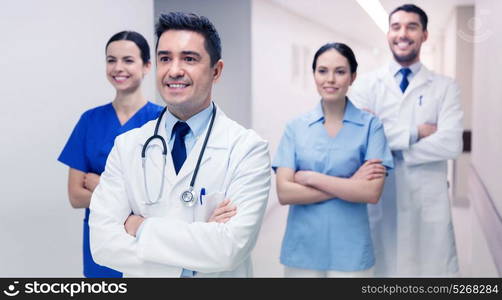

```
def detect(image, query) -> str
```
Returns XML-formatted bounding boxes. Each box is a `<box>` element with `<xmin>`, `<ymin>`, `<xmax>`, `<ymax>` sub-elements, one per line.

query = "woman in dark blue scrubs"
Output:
<box><xmin>58</xmin><ymin>31</ymin><xmax>163</xmax><ymax>277</ymax></box>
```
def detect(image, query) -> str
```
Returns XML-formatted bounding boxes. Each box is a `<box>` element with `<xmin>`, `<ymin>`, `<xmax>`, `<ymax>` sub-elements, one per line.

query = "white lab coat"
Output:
<box><xmin>89</xmin><ymin>105</ymin><xmax>271</xmax><ymax>277</ymax></box>
<box><xmin>349</xmin><ymin>64</ymin><xmax>463</xmax><ymax>277</ymax></box>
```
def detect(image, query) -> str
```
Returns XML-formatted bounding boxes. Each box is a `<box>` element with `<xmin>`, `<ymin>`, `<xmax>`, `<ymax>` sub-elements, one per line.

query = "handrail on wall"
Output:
<box><xmin>469</xmin><ymin>164</ymin><xmax>502</xmax><ymax>276</ymax></box>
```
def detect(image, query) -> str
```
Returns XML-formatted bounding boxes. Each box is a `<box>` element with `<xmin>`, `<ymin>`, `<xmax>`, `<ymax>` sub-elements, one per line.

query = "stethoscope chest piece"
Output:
<box><xmin>181</xmin><ymin>187</ymin><xmax>197</xmax><ymax>207</ymax></box>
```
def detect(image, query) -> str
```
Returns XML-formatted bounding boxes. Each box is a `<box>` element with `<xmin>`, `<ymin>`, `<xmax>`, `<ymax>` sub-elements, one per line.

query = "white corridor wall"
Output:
<box><xmin>470</xmin><ymin>0</ymin><xmax>502</xmax><ymax>275</ymax></box>
<box><xmin>0</xmin><ymin>0</ymin><xmax>155</xmax><ymax>276</ymax></box>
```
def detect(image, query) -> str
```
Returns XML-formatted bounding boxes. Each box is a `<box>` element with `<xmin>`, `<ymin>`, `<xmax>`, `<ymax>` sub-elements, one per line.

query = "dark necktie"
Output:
<box><xmin>399</xmin><ymin>68</ymin><xmax>412</xmax><ymax>93</ymax></box>
<box><xmin>171</xmin><ymin>121</ymin><xmax>191</xmax><ymax>175</ymax></box>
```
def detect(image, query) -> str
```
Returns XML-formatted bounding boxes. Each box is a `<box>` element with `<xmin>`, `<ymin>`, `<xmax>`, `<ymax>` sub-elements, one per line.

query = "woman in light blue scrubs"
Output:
<box><xmin>58</xmin><ymin>31</ymin><xmax>163</xmax><ymax>278</ymax></box>
<box><xmin>273</xmin><ymin>43</ymin><xmax>394</xmax><ymax>277</ymax></box>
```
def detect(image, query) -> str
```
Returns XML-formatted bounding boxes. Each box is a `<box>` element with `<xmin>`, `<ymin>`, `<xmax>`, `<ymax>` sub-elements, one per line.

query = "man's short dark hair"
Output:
<box><xmin>389</xmin><ymin>4</ymin><xmax>428</xmax><ymax>31</ymax></box>
<box><xmin>155</xmin><ymin>12</ymin><xmax>222</xmax><ymax>66</ymax></box>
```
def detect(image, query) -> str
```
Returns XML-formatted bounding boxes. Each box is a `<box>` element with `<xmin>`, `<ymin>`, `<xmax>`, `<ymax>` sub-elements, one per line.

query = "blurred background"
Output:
<box><xmin>0</xmin><ymin>0</ymin><xmax>500</xmax><ymax>277</ymax></box>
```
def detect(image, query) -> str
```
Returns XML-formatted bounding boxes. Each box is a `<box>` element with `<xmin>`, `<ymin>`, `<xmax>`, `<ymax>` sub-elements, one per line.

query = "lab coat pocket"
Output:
<box><xmin>415</xmin><ymin>95</ymin><xmax>439</xmax><ymax>125</ymax></box>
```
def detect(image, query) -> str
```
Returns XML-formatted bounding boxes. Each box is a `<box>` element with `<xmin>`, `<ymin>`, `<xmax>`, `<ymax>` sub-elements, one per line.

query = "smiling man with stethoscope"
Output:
<box><xmin>89</xmin><ymin>12</ymin><xmax>271</xmax><ymax>277</ymax></box>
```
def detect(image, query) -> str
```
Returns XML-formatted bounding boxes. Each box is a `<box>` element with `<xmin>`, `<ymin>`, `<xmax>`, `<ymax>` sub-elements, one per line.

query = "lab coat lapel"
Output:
<box><xmin>404</xmin><ymin>66</ymin><xmax>433</xmax><ymax>97</ymax></box>
<box><xmin>174</xmin><ymin>107</ymin><xmax>228</xmax><ymax>185</ymax></box>
<box><xmin>174</xmin><ymin>128</ymin><xmax>211</xmax><ymax>184</ymax></box>
<box><xmin>379</xmin><ymin>68</ymin><xmax>402</xmax><ymax>98</ymax></box>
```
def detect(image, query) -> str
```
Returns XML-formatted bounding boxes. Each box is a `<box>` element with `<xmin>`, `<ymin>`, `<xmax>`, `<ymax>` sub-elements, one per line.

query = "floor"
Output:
<box><xmin>252</xmin><ymin>196</ymin><xmax>500</xmax><ymax>277</ymax></box>
<box><xmin>451</xmin><ymin>199</ymin><xmax>499</xmax><ymax>277</ymax></box>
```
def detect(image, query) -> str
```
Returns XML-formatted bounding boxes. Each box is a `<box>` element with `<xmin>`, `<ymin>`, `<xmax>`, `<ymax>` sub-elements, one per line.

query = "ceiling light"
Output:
<box><xmin>356</xmin><ymin>0</ymin><xmax>388</xmax><ymax>33</ymax></box>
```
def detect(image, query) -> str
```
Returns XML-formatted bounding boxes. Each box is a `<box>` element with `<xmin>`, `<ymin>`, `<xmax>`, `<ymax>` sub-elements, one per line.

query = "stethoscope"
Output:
<box><xmin>141</xmin><ymin>103</ymin><xmax>217</xmax><ymax>207</ymax></box>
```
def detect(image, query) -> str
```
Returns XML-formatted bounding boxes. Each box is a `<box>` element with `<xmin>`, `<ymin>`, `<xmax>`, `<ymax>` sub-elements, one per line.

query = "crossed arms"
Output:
<box><xmin>276</xmin><ymin>159</ymin><xmax>386</xmax><ymax>205</ymax></box>
<box><xmin>89</xmin><ymin>135</ymin><xmax>271</xmax><ymax>275</ymax></box>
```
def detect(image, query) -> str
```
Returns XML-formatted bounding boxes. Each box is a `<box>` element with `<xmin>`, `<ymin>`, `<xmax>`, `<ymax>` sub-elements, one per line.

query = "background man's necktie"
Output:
<box><xmin>400</xmin><ymin>67</ymin><xmax>412</xmax><ymax>93</ymax></box>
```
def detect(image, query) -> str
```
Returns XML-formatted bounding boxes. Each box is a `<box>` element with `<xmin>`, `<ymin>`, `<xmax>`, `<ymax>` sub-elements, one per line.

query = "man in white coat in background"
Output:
<box><xmin>349</xmin><ymin>4</ymin><xmax>463</xmax><ymax>277</ymax></box>
<box><xmin>89</xmin><ymin>12</ymin><xmax>271</xmax><ymax>277</ymax></box>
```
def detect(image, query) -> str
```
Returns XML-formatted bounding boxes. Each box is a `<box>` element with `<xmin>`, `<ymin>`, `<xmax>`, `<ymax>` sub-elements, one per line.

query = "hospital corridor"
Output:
<box><xmin>0</xmin><ymin>0</ymin><xmax>500</xmax><ymax>278</ymax></box>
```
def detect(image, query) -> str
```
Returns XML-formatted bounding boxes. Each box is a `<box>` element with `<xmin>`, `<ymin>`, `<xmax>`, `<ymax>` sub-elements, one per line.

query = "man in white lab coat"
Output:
<box><xmin>89</xmin><ymin>12</ymin><xmax>271</xmax><ymax>277</ymax></box>
<box><xmin>350</xmin><ymin>4</ymin><xmax>463</xmax><ymax>277</ymax></box>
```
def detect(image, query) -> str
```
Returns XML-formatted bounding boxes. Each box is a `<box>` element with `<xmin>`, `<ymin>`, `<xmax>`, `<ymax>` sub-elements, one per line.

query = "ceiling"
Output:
<box><xmin>270</xmin><ymin>0</ymin><xmax>475</xmax><ymax>54</ymax></box>
<box><xmin>381</xmin><ymin>0</ymin><xmax>475</xmax><ymax>38</ymax></box>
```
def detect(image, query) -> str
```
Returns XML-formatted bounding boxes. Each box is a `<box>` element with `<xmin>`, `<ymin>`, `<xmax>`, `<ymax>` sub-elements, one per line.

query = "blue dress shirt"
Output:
<box><xmin>164</xmin><ymin>102</ymin><xmax>214</xmax><ymax>154</ymax></box>
<box><xmin>390</xmin><ymin>61</ymin><xmax>422</xmax><ymax>144</ymax></box>
<box><xmin>390</xmin><ymin>60</ymin><xmax>421</xmax><ymax>87</ymax></box>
